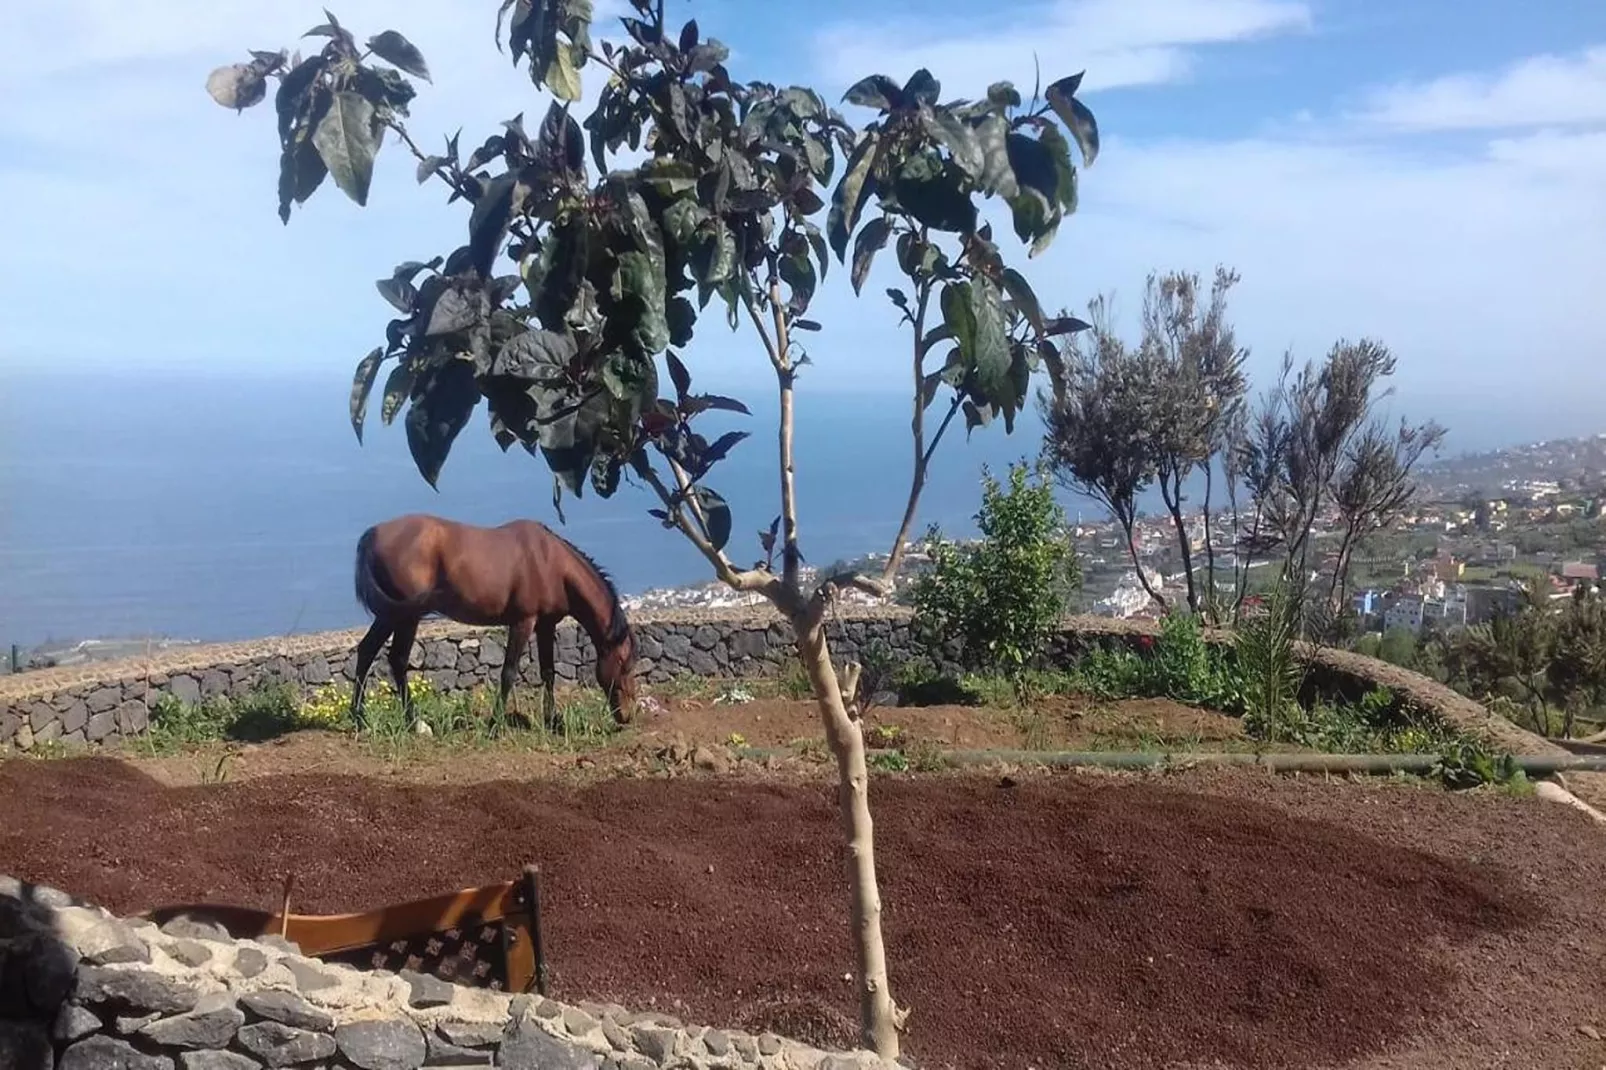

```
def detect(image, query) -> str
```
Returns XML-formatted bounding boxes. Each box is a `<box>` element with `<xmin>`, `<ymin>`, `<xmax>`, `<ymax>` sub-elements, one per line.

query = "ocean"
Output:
<box><xmin>0</xmin><ymin>368</ymin><xmax>1589</xmax><ymax>649</ymax></box>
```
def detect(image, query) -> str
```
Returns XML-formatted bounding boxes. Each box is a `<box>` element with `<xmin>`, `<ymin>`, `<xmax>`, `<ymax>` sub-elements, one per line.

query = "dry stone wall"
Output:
<box><xmin>0</xmin><ymin>874</ymin><xmax>893</xmax><ymax>1070</ymax></box>
<box><xmin>0</xmin><ymin>607</ymin><xmax>1565</xmax><ymax>770</ymax></box>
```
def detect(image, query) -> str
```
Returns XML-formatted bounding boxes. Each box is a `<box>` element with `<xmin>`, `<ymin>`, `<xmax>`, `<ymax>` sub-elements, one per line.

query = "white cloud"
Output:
<box><xmin>1360</xmin><ymin>45</ymin><xmax>1606</xmax><ymax>131</ymax></box>
<box><xmin>810</xmin><ymin>0</ymin><xmax>1312</xmax><ymax>97</ymax></box>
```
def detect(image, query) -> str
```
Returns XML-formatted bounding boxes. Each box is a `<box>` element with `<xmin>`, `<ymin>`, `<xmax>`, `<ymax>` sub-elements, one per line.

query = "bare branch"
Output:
<box><xmin>637</xmin><ymin>456</ymin><xmax>783</xmax><ymax>598</ymax></box>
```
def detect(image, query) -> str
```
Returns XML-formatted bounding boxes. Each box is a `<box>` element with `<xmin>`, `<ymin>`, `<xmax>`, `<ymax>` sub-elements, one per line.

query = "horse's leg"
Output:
<box><xmin>350</xmin><ymin>619</ymin><xmax>392</xmax><ymax>731</ymax></box>
<box><xmin>535</xmin><ymin>619</ymin><xmax>560</xmax><ymax>734</ymax></box>
<box><xmin>388</xmin><ymin>617</ymin><xmax>421</xmax><ymax>726</ymax></box>
<box><xmin>501</xmin><ymin>619</ymin><xmax>534</xmax><ymax>727</ymax></box>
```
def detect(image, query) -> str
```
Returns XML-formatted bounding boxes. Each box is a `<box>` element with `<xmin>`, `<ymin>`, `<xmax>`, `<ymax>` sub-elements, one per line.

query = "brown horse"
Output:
<box><xmin>349</xmin><ymin>514</ymin><xmax>638</xmax><ymax>731</ymax></box>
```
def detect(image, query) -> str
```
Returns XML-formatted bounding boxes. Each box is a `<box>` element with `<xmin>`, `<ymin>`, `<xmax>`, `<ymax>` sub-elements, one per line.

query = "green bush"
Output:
<box><xmin>910</xmin><ymin>461</ymin><xmax>1081</xmax><ymax>680</ymax></box>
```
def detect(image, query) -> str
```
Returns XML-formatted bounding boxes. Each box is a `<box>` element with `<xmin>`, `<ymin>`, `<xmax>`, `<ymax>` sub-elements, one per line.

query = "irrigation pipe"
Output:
<box><xmin>732</xmin><ymin>747</ymin><xmax>1606</xmax><ymax>776</ymax></box>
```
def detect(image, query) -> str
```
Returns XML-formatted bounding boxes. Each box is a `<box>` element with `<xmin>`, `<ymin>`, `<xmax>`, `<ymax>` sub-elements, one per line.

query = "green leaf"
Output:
<box><xmin>892</xmin><ymin>154</ymin><xmax>977</xmax><ymax>234</ymax></box>
<box><xmin>665</xmin><ymin>350</ymin><xmax>692</xmax><ymax>401</ymax></box>
<box><xmin>367</xmin><ymin>30</ymin><xmax>431</xmax><ymax>81</ymax></box>
<box><xmin>405</xmin><ymin>357</ymin><xmax>481</xmax><ymax>488</ymax></box>
<box><xmin>276</xmin><ymin>137</ymin><xmax>328</xmax><ymax>224</ymax></box>
<box><xmin>967</xmin><ymin>277</ymin><xmax>1012</xmax><ymax>407</ymax></box>
<box><xmin>1001</xmin><ymin>268</ymin><xmax>1046</xmax><ymax>335</ymax></box>
<box><xmin>972</xmin><ymin>115</ymin><xmax>1018</xmax><ymax>199</ymax></box>
<box><xmin>666</xmin><ymin>295</ymin><xmax>696</xmax><ymax>346</ymax></box>
<box><xmin>312</xmin><ymin>90</ymin><xmax>381</xmax><ymax>206</ymax></box>
<box><xmin>602</xmin><ymin>351</ymin><xmax>653</xmax><ymax>403</ymax></box>
<box><xmin>901</xmin><ymin>69</ymin><xmax>940</xmax><ymax>107</ymax></box>
<box><xmin>349</xmin><ymin>347</ymin><xmax>385</xmax><ymax>443</ymax></box>
<box><xmin>380</xmin><ymin>363</ymin><xmax>413</xmax><ymax>425</ymax></box>
<box><xmin>921</xmin><ymin>110</ymin><xmax>983</xmax><ymax>180</ymax></box>
<box><xmin>779</xmin><ymin>250</ymin><xmax>816</xmax><ymax>313</ymax></box>
<box><xmin>424</xmin><ymin>288</ymin><xmax>480</xmax><ymax>336</ymax></box>
<box><xmin>1045</xmin><ymin>74</ymin><xmax>1099</xmax><ymax>167</ymax></box>
<box><xmin>827</xmin><ymin>133</ymin><xmax>878</xmax><ymax>262</ymax></box>
<box><xmin>941</xmin><ymin>281</ymin><xmax>977</xmax><ymax>367</ymax></box>
<box><xmin>1007</xmin><ymin>188</ymin><xmax>1052</xmax><ymax>247</ymax></box>
<box><xmin>662</xmin><ymin>199</ymin><xmax>711</xmax><ymax>245</ymax></box>
<box><xmin>1038</xmin><ymin>123</ymin><xmax>1080</xmax><ymax>213</ymax></box>
<box><xmin>468</xmin><ymin>173</ymin><xmax>517</xmax><ymax>276</ymax></box>
<box><xmin>850</xmin><ymin>216</ymin><xmax>893</xmax><ymax>295</ymax></box>
<box><xmin>546</xmin><ymin>41</ymin><xmax>583</xmax><ymax>102</ymax></box>
<box><xmin>842</xmin><ymin>74</ymin><xmax>903</xmax><ymax>111</ymax></box>
<box><xmin>803</xmin><ymin>221</ymin><xmax>829</xmax><ymax>282</ymax></box>
<box><xmin>986</xmin><ymin>82</ymin><xmax>1021</xmax><ymax>109</ymax></box>
<box><xmin>591</xmin><ymin>453</ymin><xmax>622</xmax><ymax>497</ymax></box>
<box><xmin>615</xmin><ymin>251</ymin><xmax>670</xmax><ymax>354</ymax></box>
<box><xmin>695</xmin><ymin>486</ymin><xmax>734</xmax><ymax>551</ymax></box>
<box><xmin>1005</xmin><ymin>132</ymin><xmax>1059</xmax><ymax>207</ymax></box>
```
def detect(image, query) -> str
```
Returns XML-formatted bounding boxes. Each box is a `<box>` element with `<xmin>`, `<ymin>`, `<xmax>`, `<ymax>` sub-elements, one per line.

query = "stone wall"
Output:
<box><xmin>0</xmin><ymin>874</ymin><xmax>889</xmax><ymax>1070</ymax></box>
<box><xmin>0</xmin><ymin>607</ymin><xmax>1565</xmax><ymax>768</ymax></box>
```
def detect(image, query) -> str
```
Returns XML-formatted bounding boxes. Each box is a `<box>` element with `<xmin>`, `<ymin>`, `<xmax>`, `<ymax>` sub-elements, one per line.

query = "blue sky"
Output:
<box><xmin>2</xmin><ymin>0</ymin><xmax>1603</xmax><ymax>427</ymax></box>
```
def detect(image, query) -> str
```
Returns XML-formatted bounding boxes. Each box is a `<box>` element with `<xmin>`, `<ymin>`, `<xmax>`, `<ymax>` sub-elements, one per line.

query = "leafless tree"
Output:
<box><xmin>1328</xmin><ymin>417</ymin><xmax>1447</xmax><ymax>606</ymax></box>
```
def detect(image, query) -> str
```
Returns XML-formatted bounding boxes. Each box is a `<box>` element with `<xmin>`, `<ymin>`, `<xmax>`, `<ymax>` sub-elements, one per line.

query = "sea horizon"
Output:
<box><xmin>2</xmin><ymin>366</ymin><xmax>1598</xmax><ymax>651</ymax></box>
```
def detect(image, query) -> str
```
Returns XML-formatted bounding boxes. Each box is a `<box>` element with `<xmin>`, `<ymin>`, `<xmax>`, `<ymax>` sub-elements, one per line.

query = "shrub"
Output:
<box><xmin>910</xmin><ymin>461</ymin><xmax>1081</xmax><ymax>681</ymax></box>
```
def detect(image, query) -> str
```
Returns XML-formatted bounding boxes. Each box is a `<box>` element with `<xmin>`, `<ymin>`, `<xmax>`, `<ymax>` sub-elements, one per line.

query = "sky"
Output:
<box><xmin>2</xmin><ymin>0</ymin><xmax>1604</xmax><ymax>433</ymax></box>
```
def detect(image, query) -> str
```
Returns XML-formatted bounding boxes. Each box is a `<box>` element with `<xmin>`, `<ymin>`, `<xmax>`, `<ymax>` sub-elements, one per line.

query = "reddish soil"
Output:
<box><xmin>3</xmin><ymin>753</ymin><xmax>1604</xmax><ymax>1069</ymax></box>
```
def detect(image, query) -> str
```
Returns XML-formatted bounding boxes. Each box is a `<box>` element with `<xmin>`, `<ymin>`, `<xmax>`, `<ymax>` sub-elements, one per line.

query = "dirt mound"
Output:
<box><xmin>0</xmin><ymin>757</ymin><xmax>1592</xmax><ymax>1070</ymax></box>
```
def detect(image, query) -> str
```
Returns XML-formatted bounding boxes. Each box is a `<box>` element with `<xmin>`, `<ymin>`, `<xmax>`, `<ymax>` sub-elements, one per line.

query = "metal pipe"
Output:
<box><xmin>732</xmin><ymin>747</ymin><xmax>1606</xmax><ymax>776</ymax></box>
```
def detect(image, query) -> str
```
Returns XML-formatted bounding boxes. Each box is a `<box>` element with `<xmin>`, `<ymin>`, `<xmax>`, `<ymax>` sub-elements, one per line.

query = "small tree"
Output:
<box><xmin>910</xmin><ymin>460</ymin><xmax>1080</xmax><ymax>681</ymax></box>
<box><xmin>205</xmin><ymin>2</ymin><xmax>1100</xmax><ymax>1055</ymax></box>
<box><xmin>1327</xmin><ymin>417</ymin><xmax>1446</xmax><ymax>609</ymax></box>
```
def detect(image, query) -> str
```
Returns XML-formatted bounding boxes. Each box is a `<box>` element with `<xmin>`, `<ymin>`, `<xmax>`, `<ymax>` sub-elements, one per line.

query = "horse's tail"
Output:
<box><xmin>353</xmin><ymin>525</ymin><xmax>426</xmax><ymax>619</ymax></box>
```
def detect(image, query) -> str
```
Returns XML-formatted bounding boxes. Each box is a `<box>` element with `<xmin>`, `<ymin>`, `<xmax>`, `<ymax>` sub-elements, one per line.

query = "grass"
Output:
<box><xmin>136</xmin><ymin>676</ymin><xmax>623</xmax><ymax>759</ymax></box>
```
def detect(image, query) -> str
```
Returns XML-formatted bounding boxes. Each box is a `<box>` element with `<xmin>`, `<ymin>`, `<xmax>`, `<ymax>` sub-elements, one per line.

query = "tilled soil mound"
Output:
<box><xmin>1</xmin><ymin>757</ymin><xmax>1599</xmax><ymax>1070</ymax></box>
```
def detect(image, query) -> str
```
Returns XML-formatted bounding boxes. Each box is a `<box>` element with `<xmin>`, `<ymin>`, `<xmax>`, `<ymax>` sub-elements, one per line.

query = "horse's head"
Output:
<box><xmin>596</xmin><ymin>631</ymin><xmax>640</xmax><ymax>725</ymax></box>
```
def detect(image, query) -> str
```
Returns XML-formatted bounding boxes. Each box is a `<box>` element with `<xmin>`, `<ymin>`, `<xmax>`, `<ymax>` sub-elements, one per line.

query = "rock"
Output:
<box><xmin>731</xmin><ymin>1034</ymin><xmax>758</xmax><ymax>1060</ymax></box>
<box><xmin>500</xmin><ymin>1017</ymin><xmax>600</xmax><ymax>1070</ymax></box>
<box><xmin>139</xmin><ymin>992</ymin><xmax>244</xmax><ymax>1049</ymax></box>
<box><xmin>562</xmin><ymin>1005</ymin><xmax>600</xmax><ymax>1038</ymax></box>
<box><xmin>86</xmin><ymin>711</ymin><xmax>119</xmax><ymax>742</ymax></box>
<box><xmin>199</xmin><ymin>670</ymin><xmax>229</xmax><ymax>699</ymax></box>
<box><xmin>282</xmin><ymin>957</ymin><xmax>338</xmax><ymax>991</ymax></box>
<box><xmin>869</xmin><ymin>690</ymin><xmax>900</xmax><ymax>708</ymax></box>
<box><xmin>399</xmin><ymin>968</ymin><xmax>454</xmax><ymax>1008</ymax></box>
<box><xmin>16</xmin><ymin>723</ymin><xmax>35</xmax><ymax>750</ymax></box>
<box><xmin>815</xmin><ymin>1057</ymin><xmax>863</xmax><ymax>1070</ymax></box>
<box><xmin>425</xmin><ymin>1034</ymin><xmax>493</xmax><ymax>1065</ymax></box>
<box><xmin>335</xmin><ymin>1018</ymin><xmax>426</xmax><ymax>1070</ymax></box>
<box><xmin>166</xmin><ymin>939</ymin><xmax>213</xmax><ymax>967</ymax></box>
<box><xmin>435</xmin><ymin>1022</ymin><xmax>503</xmax><ymax>1048</ymax></box>
<box><xmin>236</xmin><ymin>1021</ymin><xmax>336</xmax><ymax>1067</ymax></box>
<box><xmin>55</xmin><ymin>1003</ymin><xmax>105</xmax><ymax>1042</ymax></box>
<box><xmin>0</xmin><ymin>710</ymin><xmax>20</xmax><ymax>742</ymax></box>
<box><xmin>687</xmin><ymin>650</ymin><xmax>718</xmax><ymax>676</ymax></box>
<box><xmin>301</xmin><ymin>659</ymin><xmax>332</xmax><ymax>685</ymax></box>
<box><xmin>75</xmin><ymin>919</ymin><xmax>153</xmax><ymax>965</ymax></box>
<box><xmin>1580</xmin><ymin>1024</ymin><xmax>1602</xmax><ymax>1041</ymax></box>
<box><xmin>702</xmin><ymin>1029</ymin><xmax>731</xmax><ymax>1056</ymax></box>
<box><xmin>167</xmin><ymin>676</ymin><xmax>202</xmax><ymax>706</ymax></box>
<box><xmin>239</xmin><ymin>989</ymin><xmax>334</xmax><ymax>1031</ymax></box>
<box><xmin>114</xmin><ymin>701</ymin><xmax>149</xmax><ymax>735</ymax></box>
<box><xmin>691</xmin><ymin>625</ymin><xmax>721</xmax><ymax>651</ymax></box>
<box><xmin>22</xmin><ymin>930</ymin><xmax>79</xmax><ymax>1011</ymax></box>
<box><xmin>158</xmin><ymin>916</ymin><xmax>231</xmax><ymax>943</ymax></box>
<box><xmin>0</xmin><ymin>1019</ymin><xmax>52</xmax><ymax>1070</ymax></box>
<box><xmin>59</xmin><ymin>1035</ymin><xmax>173</xmax><ymax>1070</ymax></box>
<box><xmin>255</xmin><ymin>935</ymin><xmax>301</xmax><ymax>955</ymax></box>
<box><xmin>661</xmin><ymin>634</ymin><xmax>691</xmax><ymax>660</ymax></box>
<box><xmin>114</xmin><ymin>1013</ymin><xmax>161</xmax><ymax>1035</ymax></box>
<box><xmin>691</xmin><ymin>745</ymin><xmax>729</xmax><ymax>774</ymax></box>
<box><xmin>600</xmin><ymin>1019</ymin><xmax>631</xmax><ymax>1052</ymax></box>
<box><xmin>178</xmin><ymin>1053</ymin><xmax>261</xmax><ymax>1070</ymax></box>
<box><xmin>76</xmin><ymin>965</ymin><xmax>199</xmax><ymax>1015</ymax></box>
<box><xmin>30</xmin><ymin>702</ymin><xmax>59</xmax><ymax>730</ymax></box>
<box><xmin>758</xmin><ymin>1033</ymin><xmax>783</xmax><ymax>1056</ymax></box>
<box><xmin>631</xmin><ymin>1026</ymin><xmax>677</xmax><ymax>1064</ymax></box>
<box><xmin>233</xmin><ymin>946</ymin><xmax>269</xmax><ymax>979</ymax></box>
<box><xmin>86</xmin><ymin>687</ymin><xmax>122</xmax><ymax>714</ymax></box>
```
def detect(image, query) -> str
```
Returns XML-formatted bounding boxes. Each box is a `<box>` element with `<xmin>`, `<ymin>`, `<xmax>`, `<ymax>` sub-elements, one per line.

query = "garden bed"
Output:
<box><xmin>1</xmin><ymin>754</ymin><xmax>1602</xmax><ymax>1069</ymax></box>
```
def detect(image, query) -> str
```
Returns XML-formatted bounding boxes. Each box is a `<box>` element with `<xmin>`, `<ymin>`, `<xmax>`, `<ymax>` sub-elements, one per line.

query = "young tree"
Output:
<box><xmin>1136</xmin><ymin>266</ymin><xmax>1248</xmax><ymax>619</ymax></box>
<box><xmin>1037</xmin><ymin>295</ymin><xmax>1166</xmax><ymax>607</ymax></box>
<box><xmin>205</xmin><ymin>2</ymin><xmax>1100</xmax><ymax>1055</ymax></box>
<box><xmin>1327</xmin><ymin>417</ymin><xmax>1446</xmax><ymax>608</ymax></box>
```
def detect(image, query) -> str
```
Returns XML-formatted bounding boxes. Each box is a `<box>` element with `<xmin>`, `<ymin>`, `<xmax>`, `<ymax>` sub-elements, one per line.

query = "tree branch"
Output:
<box><xmin>637</xmin><ymin>455</ymin><xmax>783</xmax><ymax>599</ymax></box>
<box><xmin>767</xmin><ymin>277</ymin><xmax>803</xmax><ymax>593</ymax></box>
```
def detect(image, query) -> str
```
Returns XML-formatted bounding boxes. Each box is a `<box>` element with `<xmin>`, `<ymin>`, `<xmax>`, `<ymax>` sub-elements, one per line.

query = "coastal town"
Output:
<box><xmin>627</xmin><ymin>432</ymin><xmax>1606</xmax><ymax>640</ymax></box>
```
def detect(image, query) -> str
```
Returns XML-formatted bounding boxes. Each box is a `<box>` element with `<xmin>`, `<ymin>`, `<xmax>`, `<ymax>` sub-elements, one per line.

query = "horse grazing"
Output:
<box><xmin>349</xmin><ymin>514</ymin><xmax>638</xmax><ymax>731</ymax></box>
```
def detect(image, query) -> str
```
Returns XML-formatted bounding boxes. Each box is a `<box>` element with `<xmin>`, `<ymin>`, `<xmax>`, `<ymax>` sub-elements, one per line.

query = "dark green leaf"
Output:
<box><xmin>850</xmin><ymin>216</ymin><xmax>893</xmax><ymax>295</ymax></box>
<box><xmin>367</xmin><ymin>30</ymin><xmax>431</xmax><ymax>81</ymax></box>
<box><xmin>380</xmin><ymin>363</ymin><xmax>413</xmax><ymax>425</ymax></box>
<box><xmin>1038</xmin><ymin>122</ymin><xmax>1079</xmax><ymax>212</ymax></box>
<box><xmin>468</xmin><ymin>173</ymin><xmax>518</xmax><ymax>277</ymax></box>
<box><xmin>678</xmin><ymin>18</ymin><xmax>699</xmax><ymax>52</ymax></box>
<box><xmin>702</xmin><ymin>430</ymin><xmax>749</xmax><ymax>467</ymax></box>
<box><xmin>972</xmin><ymin>115</ymin><xmax>1017</xmax><ymax>199</ymax></box>
<box><xmin>893</xmin><ymin>154</ymin><xmax>977</xmax><ymax>233</ymax></box>
<box><xmin>921</xmin><ymin>109</ymin><xmax>983</xmax><ymax>180</ymax></box>
<box><xmin>415</xmin><ymin>154</ymin><xmax>447</xmax><ymax>183</ymax></box>
<box><xmin>602</xmin><ymin>352</ymin><xmax>653</xmax><ymax>404</ymax></box>
<box><xmin>902</xmin><ymin>69</ymin><xmax>940</xmax><ymax>107</ymax></box>
<box><xmin>1005</xmin><ymin>132</ymin><xmax>1059</xmax><ymax>206</ymax></box>
<box><xmin>1043</xmin><ymin>315</ymin><xmax>1092</xmax><ymax>337</ymax></box>
<box><xmin>986</xmin><ymin>82</ymin><xmax>1021</xmax><ymax>109</ymax></box>
<box><xmin>793</xmin><ymin>318</ymin><xmax>821</xmax><ymax>332</ymax></box>
<box><xmin>940</xmin><ymin>281</ymin><xmax>976</xmax><ymax>363</ymax></box>
<box><xmin>425</xmin><ymin>288</ymin><xmax>481</xmax><ymax>336</ymax></box>
<box><xmin>695</xmin><ymin>486</ymin><xmax>734</xmax><ymax>551</ymax></box>
<box><xmin>1007</xmin><ymin>188</ymin><xmax>1052</xmax><ymax>247</ymax></box>
<box><xmin>666</xmin><ymin>350</ymin><xmax>692</xmax><ymax>401</ymax></box>
<box><xmin>842</xmin><ymin>74</ymin><xmax>904</xmax><ymax>111</ymax></box>
<box><xmin>615</xmin><ymin>251</ymin><xmax>670</xmax><ymax>353</ymax></box>
<box><xmin>273</xmin><ymin>56</ymin><xmax>326</xmax><ymax>138</ymax></box>
<box><xmin>662</xmin><ymin>199</ymin><xmax>711</xmax><ymax>244</ymax></box>
<box><xmin>1045</xmin><ymin>74</ymin><xmax>1099</xmax><ymax>167</ymax></box>
<box><xmin>1001</xmin><ymin>268</ymin><xmax>1046</xmax><ymax>334</ymax></box>
<box><xmin>686</xmin><ymin>41</ymin><xmax>730</xmax><ymax>73</ymax></box>
<box><xmin>803</xmin><ymin>221</ymin><xmax>829</xmax><ymax>281</ymax></box>
<box><xmin>683</xmin><ymin>393</ymin><xmax>751</xmax><ymax>417</ymax></box>
<box><xmin>276</xmin><ymin>137</ymin><xmax>327</xmax><ymax>223</ymax></box>
<box><xmin>375</xmin><ymin>276</ymin><xmax>414</xmax><ymax>314</ymax></box>
<box><xmin>405</xmin><ymin>357</ymin><xmax>481</xmax><ymax>488</ymax></box>
<box><xmin>349</xmin><ymin>347</ymin><xmax>385</xmax><ymax>443</ymax></box>
<box><xmin>967</xmin><ymin>277</ymin><xmax>1011</xmax><ymax>406</ymax></box>
<box><xmin>779</xmin><ymin>250</ymin><xmax>816</xmax><ymax>313</ymax></box>
<box><xmin>311</xmin><ymin>90</ymin><xmax>381</xmax><ymax>206</ymax></box>
<box><xmin>591</xmin><ymin>453</ymin><xmax>622</xmax><ymax>497</ymax></box>
<box><xmin>827</xmin><ymin>133</ymin><xmax>878</xmax><ymax>261</ymax></box>
<box><xmin>537</xmin><ymin>100</ymin><xmax>585</xmax><ymax>173</ymax></box>
<box><xmin>666</xmin><ymin>295</ymin><xmax>696</xmax><ymax>346</ymax></box>
<box><xmin>921</xmin><ymin>370</ymin><xmax>944</xmax><ymax>409</ymax></box>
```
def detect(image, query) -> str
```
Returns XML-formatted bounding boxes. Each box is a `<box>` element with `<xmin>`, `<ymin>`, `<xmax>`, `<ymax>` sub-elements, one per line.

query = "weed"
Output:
<box><xmin>868</xmin><ymin>749</ymin><xmax>910</xmax><ymax>773</ymax></box>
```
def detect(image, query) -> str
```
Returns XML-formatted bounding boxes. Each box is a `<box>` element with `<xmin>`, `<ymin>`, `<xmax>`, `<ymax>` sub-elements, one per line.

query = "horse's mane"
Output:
<box><xmin>551</xmin><ymin>530</ymin><xmax>632</xmax><ymax>648</ymax></box>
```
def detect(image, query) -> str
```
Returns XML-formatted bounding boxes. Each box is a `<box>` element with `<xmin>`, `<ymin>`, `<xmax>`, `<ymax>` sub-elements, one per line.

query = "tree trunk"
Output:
<box><xmin>792</xmin><ymin>612</ymin><xmax>900</xmax><ymax>1058</ymax></box>
<box><xmin>1201</xmin><ymin>463</ymin><xmax>1218</xmax><ymax>623</ymax></box>
<box><xmin>1159</xmin><ymin>471</ymin><xmax>1199</xmax><ymax>614</ymax></box>
<box><xmin>1121</xmin><ymin>526</ymin><xmax>1168</xmax><ymax>610</ymax></box>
